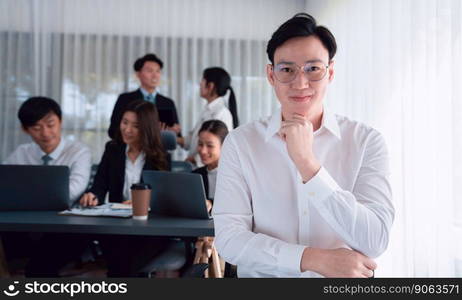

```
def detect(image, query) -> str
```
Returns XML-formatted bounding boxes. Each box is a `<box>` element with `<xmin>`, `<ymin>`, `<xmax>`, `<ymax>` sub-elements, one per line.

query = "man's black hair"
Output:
<box><xmin>133</xmin><ymin>53</ymin><xmax>164</xmax><ymax>71</ymax></box>
<box><xmin>18</xmin><ymin>97</ymin><xmax>62</xmax><ymax>128</ymax></box>
<box><xmin>266</xmin><ymin>13</ymin><xmax>337</xmax><ymax>64</ymax></box>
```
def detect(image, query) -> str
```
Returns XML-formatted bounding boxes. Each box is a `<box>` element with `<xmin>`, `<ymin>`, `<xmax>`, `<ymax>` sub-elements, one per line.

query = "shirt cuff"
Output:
<box><xmin>277</xmin><ymin>243</ymin><xmax>307</xmax><ymax>274</ymax></box>
<box><xmin>300</xmin><ymin>166</ymin><xmax>340</xmax><ymax>204</ymax></box>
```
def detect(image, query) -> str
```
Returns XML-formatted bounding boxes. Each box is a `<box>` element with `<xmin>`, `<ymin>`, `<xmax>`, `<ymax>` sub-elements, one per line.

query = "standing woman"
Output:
<box><xmin>180</xmin><ymin>67</ymin><xmax>238</xmax><ymax>165</ymax></box>
<box><xmin>80</xmin><ymin>99</ymin><xmax>173</xmax><ymax>277</ymax></box>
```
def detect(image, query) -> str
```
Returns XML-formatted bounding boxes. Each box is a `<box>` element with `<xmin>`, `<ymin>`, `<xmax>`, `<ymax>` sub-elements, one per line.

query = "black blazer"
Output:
<box><xmin>108</xmin><ymin>89</ymin><xmax>180</xmax><ymax>139</ymax></box>
<box><xmin>88</xmin><ymin>141</ymin><xmax>170</xmax><ymax>204</ymax></box>
<box><xmin>192</xmin><ymin>166</ymin><xmax>211</xmax><ymax>202</ymax></box>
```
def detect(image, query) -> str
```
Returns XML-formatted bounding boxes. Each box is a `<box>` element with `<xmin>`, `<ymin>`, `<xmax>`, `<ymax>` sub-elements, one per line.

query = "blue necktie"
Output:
<box><xmin>145</xmin><ymin>94</ymin><xmax>155</xmax><ymax>104</ymax></box>
<box><xmin>42</xmin><ymin>155</ymin><xmax>52</xmax><ymax>165</ymax></box>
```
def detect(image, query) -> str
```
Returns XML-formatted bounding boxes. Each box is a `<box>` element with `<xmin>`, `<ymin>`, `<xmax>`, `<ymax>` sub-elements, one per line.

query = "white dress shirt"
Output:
<box><xmin>207</xmin><ymin>167</ymin><xmax>218</xmax><ymax>200</ymax></box>
<box><xmin>140</xmin><ymin>87</ymin><xmax>158</xmax><ymax>103</ymax></box>
<box><xmin>3</xmin><ymin>138</ymin><xmax>92</xmax><ymax>204</ymax></box>
<box><xmin>122</xmin><ymin>146</ymin><xmax>146</xmax><ymax>201</ymax></box>
<box><xmin>185</xmin><ymin>97</ymin><xmax>233</xmax><ymax>159</ymax></box>
<box><xmin>212</xmin><ymin>107</ymin><xmax>394</xmax><ymax>278</ymax></box>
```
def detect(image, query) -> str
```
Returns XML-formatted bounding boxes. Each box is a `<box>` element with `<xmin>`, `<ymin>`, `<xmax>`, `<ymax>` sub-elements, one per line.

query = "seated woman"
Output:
<box><xmin>80</xmin><ymin>100</ymin><xmax>173</xmax><ymax>277</ymax></box>
<box><xmin>192</xmin><ymin>119</ymin><xmax>229</xmax><ymax>211</ymax></box>
<box><xmin>81</xmin><ymin>100</ymin><xmax>168</xmax><ymax>206</ymax></box>
<box><xmin>191</xmin><ymin>120</ymin><xmax>229</xmax><ymax>277</ymax></box>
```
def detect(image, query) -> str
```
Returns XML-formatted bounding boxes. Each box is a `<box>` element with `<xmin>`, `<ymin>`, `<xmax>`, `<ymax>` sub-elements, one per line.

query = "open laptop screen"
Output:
<box><xmin>0</xmin><ymin>165</ymin><xmax>70</xmax><ymax>211</ymax></box>
<box><xmin>142</xmin><ymin>170</ymin><xmax>210</xmax><ymax>219</ymax></box>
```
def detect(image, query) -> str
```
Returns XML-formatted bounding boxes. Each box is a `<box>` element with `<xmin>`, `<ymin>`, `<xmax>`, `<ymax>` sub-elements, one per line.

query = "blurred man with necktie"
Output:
<box><xmin>2</xmin><ymin>97</ymin><xmax>92</xmax><ymax>277</ymax></box>
<box><xmin>3</xmin><ymin>96</ymin><xmax>91</xmax><ymax>204</ymax></box>
<box><xmin>108</xmin><ymin>53</ymin><xmax>181</xmax><ymax>139</ymax></box>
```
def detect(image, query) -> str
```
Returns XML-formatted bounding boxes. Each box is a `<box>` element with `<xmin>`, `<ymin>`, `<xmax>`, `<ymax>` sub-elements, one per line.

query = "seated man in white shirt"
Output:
<box><xmin>2</xmin><ymin>96</ymin><xmax>92</xmax><ymax>277</ymax></box>
<box><xmin>212</xmin><ymin>13</ymin><xmax>394</xmax><ymax>278</ymax></box>
<box><xmin>4</xmin><ymin>96</ymin><xmax>91</xmax><ymax>204</ymax></box>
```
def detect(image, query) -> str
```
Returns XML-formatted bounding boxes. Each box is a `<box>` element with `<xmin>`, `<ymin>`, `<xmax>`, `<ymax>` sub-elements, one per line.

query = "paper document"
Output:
<box><xmin>110</xmin><ymin>203</ymin><xmax>132</xmax><ymax>210</ymax></box>
<box><xmin>59</xmin><ymin>203</ymin><xmax>132</xmax><ymax>218</ymax></box>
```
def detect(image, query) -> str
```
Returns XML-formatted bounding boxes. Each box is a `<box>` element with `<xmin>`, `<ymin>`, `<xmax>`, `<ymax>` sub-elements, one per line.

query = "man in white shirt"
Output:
<box><xmin>2</xmin><ymin>96</ymin><xmax>92</xmax><ymax>277</ymax></box>
<box><xmin>4</xmin><ymin>97</ymin><xmax>91</xmax><ymax>205</ymax></box>
<box><xmin>213</xmin><ymin>13</ymin><xmax>394</xmax><ymax>278</ymax></box>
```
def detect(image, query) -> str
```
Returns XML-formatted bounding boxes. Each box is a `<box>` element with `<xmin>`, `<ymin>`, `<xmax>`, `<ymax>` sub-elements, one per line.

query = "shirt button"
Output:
<box><xmin>303</xmin><ymin>210</ymin><xmax>307</xmax><ymax>216</ymax></box>
<box><xmin>308</xmin><ymin>192</ymin><xmax>315</xmax><ymax>197</ymax></box>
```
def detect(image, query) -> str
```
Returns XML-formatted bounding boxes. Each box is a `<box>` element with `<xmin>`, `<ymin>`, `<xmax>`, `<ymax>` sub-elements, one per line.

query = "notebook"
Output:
<box><xmin>142</xmin><ymin>170</ymin><xmax>210</xmax><ymax>219</ymax></box>
<box><xmin>0</xmin><ymin>165</ymin><xmax>70</xmax><ymax>211</ymax></box>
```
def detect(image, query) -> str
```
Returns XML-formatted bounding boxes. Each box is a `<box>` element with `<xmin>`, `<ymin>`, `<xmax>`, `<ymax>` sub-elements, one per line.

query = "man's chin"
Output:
<box><xmin>38</xmin><ymin>142</ymin><xmax>58</xmax><ymax>153</ymax></box>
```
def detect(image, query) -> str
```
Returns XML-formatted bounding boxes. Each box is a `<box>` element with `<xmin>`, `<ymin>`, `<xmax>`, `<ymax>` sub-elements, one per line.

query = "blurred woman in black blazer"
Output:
<box><xmin>81</xmin><ymin>100</ymin><xmax>168</xmax><ymax>206</ymax></box>
<box><xmin>191</xmin><ymin>120</ymin><xmax>229</xmax><ymax>276</ymax></box>
<box><xmin>192</xmin><ymin>119</ymin><xmax>229</xmax><ymax>212</ymax></box>
<box><xmin>80</xmin><ymin>100</ymin><xmax>172</xmax><ymax>277</ymax></box>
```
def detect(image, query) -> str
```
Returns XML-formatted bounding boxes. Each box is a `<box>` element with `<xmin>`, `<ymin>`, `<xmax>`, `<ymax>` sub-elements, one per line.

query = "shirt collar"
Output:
<box><xmin>34</xmin><ymin>137</ymin><xmax>65</xmax><ymax>160</ymax></box>
<box><xmin>139</xmin><ymin>87</ymin><xmax>158</xmax><ymax>99</ymax></box>
<box><xmin>264</xmin><ymin>106</ymin><xmax>342</xmax><ymax>143</ymax></box>
<box><xmin>125</xmin><ymin>144</ymin><xmax>146</xmax><ymax>161</ymax></box>
<box><xmin>264</xmin><ymin>108</ymin><xmax>282</xmax><ymax>143</ymax></box>
<box><xmin>205</xmin><ymin>97</ymin><xmax>225</xmax><ymax>112</ymax></box>
<box><xmin>320</xmin><ymin>106</ymin><xmax>342</xmax><ymax>140</ymax></box>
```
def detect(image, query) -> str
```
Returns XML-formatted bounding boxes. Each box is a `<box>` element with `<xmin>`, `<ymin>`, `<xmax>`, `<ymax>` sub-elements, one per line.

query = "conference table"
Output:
<box><xmin>0</xmin><ymin>211</ymin><xmax>214</xmax><ymax>237</ymax></box>
<box><xmin>0</xmin><ymin>211</ymin><xmax>215</xmax><ymax>277</ymax></box>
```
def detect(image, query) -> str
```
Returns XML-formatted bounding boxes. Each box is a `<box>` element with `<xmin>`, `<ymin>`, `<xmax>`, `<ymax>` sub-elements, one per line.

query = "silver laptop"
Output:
<box><xmin>142</xmin><ymin>170</ymin><xmax>210</xmax><ymax>219</ymax></box>
<box><xmin>0</xmin><ymin>165</ymin><xmax>70</xmax><ymax>211</ymax></box>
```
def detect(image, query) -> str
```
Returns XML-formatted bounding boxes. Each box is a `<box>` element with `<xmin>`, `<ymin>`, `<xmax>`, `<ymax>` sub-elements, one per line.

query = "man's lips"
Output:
<box><xmin>289</xmin><ymin>95</ymin><xmax>312</xmax><ymax>102</ymax></box>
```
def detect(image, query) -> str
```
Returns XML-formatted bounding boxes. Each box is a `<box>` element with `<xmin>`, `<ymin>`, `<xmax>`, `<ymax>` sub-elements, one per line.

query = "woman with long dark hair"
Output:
<box><xmin>180</xmin><ymin>67</ymin><xmax>238</xmax><ymax>165</ymax></box>
<box><xmin>80</xmin><ymin>100</ymin><xmax>168</xmax><ymax>206</ymax></box>
<box><xmin>80</xmin><ymin>100</ymin><xmax>173</xmax><ymax>277</ymax></box>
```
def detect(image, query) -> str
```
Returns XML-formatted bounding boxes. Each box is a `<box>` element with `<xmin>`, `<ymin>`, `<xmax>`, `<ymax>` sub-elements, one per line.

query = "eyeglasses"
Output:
<box><xmin>272</xmin><ymin>61</ymin><xmax>329</xmax><ymax>84</ymax></box>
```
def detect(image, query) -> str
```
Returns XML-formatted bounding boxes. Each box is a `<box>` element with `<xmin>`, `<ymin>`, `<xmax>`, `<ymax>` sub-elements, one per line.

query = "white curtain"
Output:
<box><xmin>0</xmin><ymin>0</ymin><xmax>305</xmax><ymax>161</ymax></box>
<box><xmin>307</xmin><ymin>0</ymin><xmax>462</xmax><ymax>277</ymax></box>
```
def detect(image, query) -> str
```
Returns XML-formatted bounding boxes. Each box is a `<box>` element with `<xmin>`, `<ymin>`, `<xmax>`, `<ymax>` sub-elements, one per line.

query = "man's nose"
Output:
<box><xmin>40</xmin><ymin>127</ymin><xmax>51</xmax><ymax>138</ymax></box>
<box><xmin>291</xmin><ymin>68</ymin><xmax>311</xmax><ymax>89</ymax></box>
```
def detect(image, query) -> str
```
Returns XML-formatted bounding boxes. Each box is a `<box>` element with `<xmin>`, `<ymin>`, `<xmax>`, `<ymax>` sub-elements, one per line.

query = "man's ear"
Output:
<box><xmin>266</xmin><ymin>64</ymin><xmax>275</xmax><ymax>86</ymax></box>
<box><xmin>328</xmin><ymin>60</ymin><xmax>335</xmax><ymax>82</ymax></box>
<box><xmin>22</xmin><ymin>125</ymin><xmax>29</xmax><ymax>134</ymax></box>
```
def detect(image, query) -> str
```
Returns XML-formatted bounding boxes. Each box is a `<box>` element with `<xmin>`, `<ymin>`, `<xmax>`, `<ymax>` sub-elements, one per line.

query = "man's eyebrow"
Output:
<box><xmin>275</xmin><ymin>59</ymin><xmax>325</xmax><ymax>65</ymax></box>
<box><xmin>276</xmin><ymin>61</ymin><xmax>295</xmax><ymax>65</ymax></box>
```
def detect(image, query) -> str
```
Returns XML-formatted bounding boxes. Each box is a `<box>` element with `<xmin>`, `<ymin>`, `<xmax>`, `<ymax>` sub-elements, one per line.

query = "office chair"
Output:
<box><xmin>138</xmin><ymin>239</ymin><xmax>188</xmax><ymax>278</ymax></box>
<box><xmin>161</xmin><ymin>130</ymin><xmax>177</xmax><ymax>151</ymax></box>
<box><xmin>171</xmin><ymin>161</ymin><xmax>194</xmax><ymax>173</ymax></box>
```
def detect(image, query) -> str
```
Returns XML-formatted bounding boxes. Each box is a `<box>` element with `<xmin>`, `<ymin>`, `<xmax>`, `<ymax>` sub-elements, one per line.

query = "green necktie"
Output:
<box><xmin>42</xmin><ymin>155</ymin><xmax>52</xmax><ymax>165</ymax></box>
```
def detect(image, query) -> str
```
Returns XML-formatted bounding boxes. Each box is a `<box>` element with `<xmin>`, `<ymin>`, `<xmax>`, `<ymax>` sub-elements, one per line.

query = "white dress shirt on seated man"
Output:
<box><xmin>4</xmin><ymin>138</ymin><xmax>92</xmax><ymax>204</ymax></box>
<box><xmin>212</xmin><ymin>107</ymin><xmax>394</xmax><ymax>278</ymax></box>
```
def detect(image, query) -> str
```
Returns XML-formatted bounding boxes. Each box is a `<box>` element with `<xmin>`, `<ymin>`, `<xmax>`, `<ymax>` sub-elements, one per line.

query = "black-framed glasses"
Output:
<box><xmin>272</xmin><ymin>61</ymin><xmax>329</xmax><ymax>83</ymax></box>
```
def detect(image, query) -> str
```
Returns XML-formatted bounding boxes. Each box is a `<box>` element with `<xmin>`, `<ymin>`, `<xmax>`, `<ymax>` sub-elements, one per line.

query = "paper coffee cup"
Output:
<box><xmin>131</xmin><ymin>183</ymin><xmax>151</xmax><ymax>220</ymax></box>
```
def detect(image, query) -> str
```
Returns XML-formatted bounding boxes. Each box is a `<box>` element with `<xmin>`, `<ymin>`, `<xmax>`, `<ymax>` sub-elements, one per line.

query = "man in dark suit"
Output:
<box><xmin>108</xmin><ymin>53</ymin><xmax>181</xmax><ymax>139</ymax></box>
